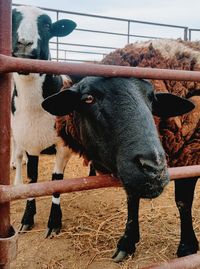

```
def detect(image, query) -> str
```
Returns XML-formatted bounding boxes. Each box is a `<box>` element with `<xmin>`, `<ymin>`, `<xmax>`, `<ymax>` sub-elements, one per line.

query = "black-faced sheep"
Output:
<box><xmin>11</xmin><ymin>5</ymin><xmax>76</xmax><ymax>237</ymax></box>
<box><xmin>101</xmin><ymin>39</ymin><xmax>200</xmax><ymax>259</ymax></box>
<box><xmin>42</xmin><ymin>75</ymin><xmax>194</xmax><ymax>262</ymax></box>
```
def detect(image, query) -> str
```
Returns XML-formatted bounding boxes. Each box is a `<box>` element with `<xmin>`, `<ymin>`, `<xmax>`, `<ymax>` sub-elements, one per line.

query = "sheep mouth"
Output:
<box><xmin>120</xmin><ymin>172</ymin><xmax>169</xmax><ymax>199</ymax></box>
<box><xmin>140</xmin><ymin>185</ymin><xmax>165</xmax><ymax>199</ymax></box>
<box><xmin>139</xmin><ymin>177</ymin><xmax>169</xmax><ymax>199</ymax></box>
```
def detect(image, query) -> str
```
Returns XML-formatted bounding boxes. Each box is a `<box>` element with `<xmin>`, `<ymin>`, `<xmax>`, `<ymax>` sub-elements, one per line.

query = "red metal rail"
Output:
<box><xmin>0</xmin><ymin>1</ymin><xmax>13</xmax><ymax>269</ymax></box>
<box><xmin>1</xmin><ymin>53</ymin><xmax>200</xmax><ymax>81</ymax></box>
<box><xmin>1</xmin><ymin>165</ymin><xmax>200</xmax><ymax>204</ymax></box>
<box><xmin>143</xmin><ymin>254</ymin><xmax>200</xmax><ymax>269</ymax></box>
<box><xmin>1</xmin><ymin>1</ymin><xmax>200</xmax><ymax>268</ymax></box>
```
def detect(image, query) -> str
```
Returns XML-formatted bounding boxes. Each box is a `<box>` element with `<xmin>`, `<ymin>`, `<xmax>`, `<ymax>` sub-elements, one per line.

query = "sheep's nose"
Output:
<box><xmin>17</xmin><ymin>39</ymin><xmax>34</xmax><ymax>47</ymax></box>
<box><xmin>137</xmin><ymin>154</ymin><xmax>166</xmax><ymax>176</ymax></box>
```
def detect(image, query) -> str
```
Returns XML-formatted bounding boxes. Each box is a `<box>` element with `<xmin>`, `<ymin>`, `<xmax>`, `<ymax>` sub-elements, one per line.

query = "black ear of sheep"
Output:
<box><xmin>42</xmin><ymin>90</ymin><xmax>80</xmax><ymax>116</ymax></box>
<box><xmin>153</xmin><ymin>93</ymin><xmax>195</xmax><ymax>118</ymax></box>
<box><xmin>50</xmin><ymin>19</ymin><xmax>77</xmax><ymax>38</ymax></box>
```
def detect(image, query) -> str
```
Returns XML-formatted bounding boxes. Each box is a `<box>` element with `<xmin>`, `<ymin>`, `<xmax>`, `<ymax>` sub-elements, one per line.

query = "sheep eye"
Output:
<box><xmin>84</xmin><ymin>95</ymin><xmax>95</xmax><ymax>104</ymax></box>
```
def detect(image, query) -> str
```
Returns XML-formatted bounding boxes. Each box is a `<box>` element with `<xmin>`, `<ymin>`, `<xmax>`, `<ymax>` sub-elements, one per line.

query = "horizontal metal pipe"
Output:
<box><xmin>12</xmin><ymin>3</ymin><xmax>187</xmax><ymax>28</ymax></box>
<box><xmin>76</xmin><ymin>28</ymin><xmax>128</xmax><ymax>36</ymax></box>
<box><xmin>142</xmin><ymin>253</ymin><xmax>200</xmax><ymax>269</ymax></box>
<box><xmin>51</xmin><ymin>48</ymin><xmax>105</xmax><ymax>55</ymax></box>
<box><xmin>1</xmin><ymin>54</ymin><xmax>200</xmax><ymax>81</ymax></box>
<box><xmin>189</xmin><ymin>28</ymin><xmax>200</xmax><ymax>32</ymax></box>
<box><xmin>1</xmin><ymin>165</ymin><xmax>200</xmax><ymax>203</ymax></box>
<box><xmin>52</xmin><ymin>58</ymin><xmax>99</xmax><ymax>63</ymax></box>
<box><xmin>168</xmin><ymin>165</ymin><xmax>200</xmax><ymax>179</ymax></box>
<box><xmin>0</xmin><ymin>175</ymin><xmax>119</xmax><ymax>203</ymax></box>
<box><xmin>50</xmin><ymin>41</ymin><xmax>118</xmax><ymax>50</ymax></box>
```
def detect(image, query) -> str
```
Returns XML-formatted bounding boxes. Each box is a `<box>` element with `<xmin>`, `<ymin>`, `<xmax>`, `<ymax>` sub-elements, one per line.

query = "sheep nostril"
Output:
<box><xmin>17</xmin><ymin>41</ymin><xmax>23</xmax><ymax>46</ymax></box>
<box><xmin>136</xmin><ymin>155</ymin><xmax>165</xmax><ymax>175</ymax></box>
<box><xmin>17</xmin><ymin>39</ymin><xmax>33</xmax><ymax>47</ymax></box>
<box><xmin>139</xmin><ymin>158</ymin><xmax>155</xmax><ymax>171</ymax></box>
<box><xmin>26</xmin><ymin>42</ymin><xmax>34</xmax><ymax>47</ymax></box>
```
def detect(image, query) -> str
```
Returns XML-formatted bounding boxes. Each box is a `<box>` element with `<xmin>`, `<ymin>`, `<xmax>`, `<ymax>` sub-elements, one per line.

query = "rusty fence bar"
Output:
<box><xmin>142</xmin><ymin>254</ymin><xmax>200</xmax><ymax>269</ymax></box>
<box><xmin>0</xmin><ymin>0</ymin><xmax>11</xmax><ymax>238</ymax></box>
<box><xmin>2</xmin><ymin>54</ymin><xmax>200</xmax><ymax>81</ymax></box>
<box><xmin>1</xmin><ymin>2</ymin><xmax>200</xmax><ymax>269</ymax></box>
<box><xmin>0</xmin><ymin>1</ymin><xmax>17</xmax><ymax>269</ymax></box>
<box><xmin>1</xmin><ymin>165</ymin><xmax>200</xmax><ymax>204</ymax></box>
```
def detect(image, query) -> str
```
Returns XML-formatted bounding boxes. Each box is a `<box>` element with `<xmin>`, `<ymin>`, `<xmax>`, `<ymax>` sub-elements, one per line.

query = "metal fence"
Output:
<box><xmin>189</xmin><ymin>28</ymin><xmax>200</xmax><ymax>41</ymax></box>
<box><xmin>13</xmin><ymin>3</ymin><xmax>200</xmax><ymax>63</ymax></box>
<box><xmin>1</xmin><ymin>1</ymin><xmax>200</xmax><ymax>269</ymax></box>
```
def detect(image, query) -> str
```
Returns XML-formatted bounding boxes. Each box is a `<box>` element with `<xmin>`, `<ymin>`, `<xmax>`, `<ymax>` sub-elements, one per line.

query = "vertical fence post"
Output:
<box><xmin>127</xmin><ymin>20</ymin><xmax>130</xmax><ymax>44</ymax></box>
<box><xmin>65</xmin><ymin>50</ymin><xmax>67</xmax><ymax>61</ymax></box>
<box><xmin>0</xmin><ymin>0</ymin><xmax>12</xmax><ymax>268</ymax></box>
<box><xmin>189</xmin><ymin>29</ymin><xmax>192</xmax><ymax>41</ymax></box>
<box><xmin>184</xmin><ymin>27</ymin><xmax>188</xmax><ymax>41</ymax></box>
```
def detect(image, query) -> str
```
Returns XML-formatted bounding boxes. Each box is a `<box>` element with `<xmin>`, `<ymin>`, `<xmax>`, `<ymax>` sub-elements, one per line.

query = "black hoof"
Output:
<box><xmin>45</xmin><ymin>227</ymin><xmax>61</xmax><ymax>238</ymax></box>
<box><xmin>112</xmin><ymin>236</ymin><xmax>136</xmax><ymax>262</ymax></box>
<box><xmin>177</xmin><ymin>241</ymin><xmax>199</xmax><ymax>257</ymax></box>
<box><xmin>20</xmin><ymin>199</ymin><xmax>36</xmax><ymax>232</ymax></box>
<box><xmin>19</xmin><ymin>223</ymin><xmax>34</xmax><ymax>233</ymax></box>
<box><xmin>112</xmin><ymin>249</ymin><xmax>129</xmax><ymax>263</ymax></box>
<box><xmin>46</xmin><ymin>203</ymin><xmax>62</xmax><ymax>238</ymax></box>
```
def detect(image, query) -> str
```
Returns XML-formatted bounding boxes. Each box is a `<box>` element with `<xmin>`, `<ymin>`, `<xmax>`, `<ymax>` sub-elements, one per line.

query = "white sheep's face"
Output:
<box><xmin>12</xmin><ymin>5</ymin><xmax>76</xmax><ymax>61</ymax></box>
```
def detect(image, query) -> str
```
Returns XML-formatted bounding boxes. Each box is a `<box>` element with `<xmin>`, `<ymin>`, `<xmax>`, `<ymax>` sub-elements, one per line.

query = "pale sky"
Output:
<box><xmin>12</xmin><ymin>0</ymin><xmax>200</xmax><ymax>62</ymax></box>
<box><xmin>12</xmin><ymin>0</ymin><xmax>200</xmax><ymax>27</ymax></box>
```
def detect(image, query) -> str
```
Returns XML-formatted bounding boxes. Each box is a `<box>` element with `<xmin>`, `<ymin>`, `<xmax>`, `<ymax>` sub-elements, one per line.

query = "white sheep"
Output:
<box><xmin>12</xmin><ymin>5</ymin><xmax>76</xmax><ymax>236</ymax></box>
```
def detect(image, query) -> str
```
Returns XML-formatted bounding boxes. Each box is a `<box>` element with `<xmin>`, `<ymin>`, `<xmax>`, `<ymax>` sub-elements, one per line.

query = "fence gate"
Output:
<box><xmin>1</xmin><ymin>1</ymin><xmax>200</xmax><ymax>268</ymax></box>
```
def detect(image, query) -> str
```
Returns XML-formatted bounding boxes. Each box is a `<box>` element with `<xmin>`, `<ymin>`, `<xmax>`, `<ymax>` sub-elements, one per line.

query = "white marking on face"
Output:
<box><xmin>154</xmin><ymin>146</ymin><xmax>161</xmax><ymax>165</ymax></box>
<box><xmin>27</xmin><ymin>197</ymin><xmax>35</xmax><ymax>201</ymax></box>
<box><xmin>152</xmin><ymin>146</ymin><xmax>165</xmax><ymax>167</ymax></box>
<box><xmin>16</xmin><ymin>6</ymin><xmax>44</xmax><ymax>49</ymax></box>
<box><xmin>52</xmin><ymin>196</ymin><xmax>60</xmax><ymax>205</ymax></box>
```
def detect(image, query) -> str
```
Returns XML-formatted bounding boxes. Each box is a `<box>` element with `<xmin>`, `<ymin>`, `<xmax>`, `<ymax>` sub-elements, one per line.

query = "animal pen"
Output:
<box><xmin>2</xmin><ymin>1</ymin><xmax>200</xmax><ymax>268</ymax></box>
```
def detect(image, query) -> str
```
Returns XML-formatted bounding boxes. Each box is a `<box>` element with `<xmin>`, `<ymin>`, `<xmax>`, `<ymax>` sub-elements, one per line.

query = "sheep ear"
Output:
<box><xmin>50</xmin><ymin>19</ymin><xmax>76</xmax><ymax>37</ymax></box>
<box><xmin>152</xmin><ymin>93</ymin><xmax>195</xmax><ymax>117</ymax></box>
<box><xmin>42</xmin><ymin>90</ymin><xmax>80</xmax><ymax>116</ymax></box>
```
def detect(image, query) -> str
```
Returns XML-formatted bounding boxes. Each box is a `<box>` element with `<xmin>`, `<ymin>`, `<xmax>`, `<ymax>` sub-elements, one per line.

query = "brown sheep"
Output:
<box><xmin>42</xmin><ymin>39</ymin><xmax>200</xmax><ymax>261</ymax></box>
<box><xmin>57</xmin><ymin>39</ymin><xmax>200</xmax><ymax>260</ymax></box>
<box><xmin>101</xmin><ymin>39</ymin><xmax>200</xmax><ymax>258</ymax></box>
<box><xmin>42</xmin><ymin>72</ymin><xmax>195</xmax><ymax>262</ymax></box>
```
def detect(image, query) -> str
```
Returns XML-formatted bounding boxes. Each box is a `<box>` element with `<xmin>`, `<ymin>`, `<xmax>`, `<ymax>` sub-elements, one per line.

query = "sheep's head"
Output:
<box><xmin>12</xmin><ymin>6</ymin><xmax>76</xmax><ymax>60</ymax></box>
<box><xmin>42</xmin><ymin>76</ymin><xmax>194</xmax><ymax>199</ymax></box>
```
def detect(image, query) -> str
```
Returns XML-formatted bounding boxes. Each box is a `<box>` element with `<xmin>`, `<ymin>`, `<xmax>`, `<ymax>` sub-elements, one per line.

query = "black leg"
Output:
<box><xmin>89</xmin><ymin>162</ymin><xmax>96</xmax><ymax>176</ymax></box>
<box><xmin>45</xmin><ymin>146</ymin><xmax>71</xmax><ymax>238</ymax></box>
<box><xmin>20</xmin><ymin>154</ymin><xmax>38</xmax><ymax>232</ymax></box>
<box><xmin>175</xmin><ymin>177</ymin><xmax>199</xmax><ymax>257</ymax></box>
<box><xmin>46</xmin><ymin>173</ymin><xmax>63</xmax><ymax>238</ymax></box>
<box><xmin>112</xmin><ymin>194</ymin><xmax>140</xmax><ymax>262</ymax></box>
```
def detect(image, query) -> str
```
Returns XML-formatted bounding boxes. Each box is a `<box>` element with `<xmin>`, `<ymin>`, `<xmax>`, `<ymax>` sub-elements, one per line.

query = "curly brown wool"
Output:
<box><xmin>56</xmin><ymin>39</ymin><xmax>200</xmax><ymax>169</ymax></box>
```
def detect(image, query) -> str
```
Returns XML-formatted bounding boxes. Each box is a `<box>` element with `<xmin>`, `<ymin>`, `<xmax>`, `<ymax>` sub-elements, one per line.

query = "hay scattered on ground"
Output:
<box><xmin>10</xmin><ymin>155</ymin><xmax>200</xmax><ymax>269</ymax></box>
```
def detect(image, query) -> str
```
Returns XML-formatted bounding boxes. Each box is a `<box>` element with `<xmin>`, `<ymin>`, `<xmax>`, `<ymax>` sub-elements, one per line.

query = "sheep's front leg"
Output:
<box><xmin>89</xmin><ymin>163</ymin><xmax>96</xmax><ymax>176</ymax></box>
<box><xmin>175</xmin><ymin>177</ymin><xmax>199</xmax><ymax>257</ymax></box>
<box><xmin>45</xmin><ymin>146</ymin><xmax>72</xmax><ymax>238</ymax></box>
<box><xmin>113</xmin><ymin>194</ymin><xmax>140</xmax><ymax>262</ymax></box>
<box><xmin>10</xmin><ymin>135</ymin><xmax>17</xmax><ymax>170</ymax></box>
<box><xmin>13</xmin><ymin>147</ymin><xmax>24</xmax><ymax>185</ymax></box>
<box><xmin>20</xmin><ymin>154</ymin><xmax>38</xmax><ymax>232</ymax></box>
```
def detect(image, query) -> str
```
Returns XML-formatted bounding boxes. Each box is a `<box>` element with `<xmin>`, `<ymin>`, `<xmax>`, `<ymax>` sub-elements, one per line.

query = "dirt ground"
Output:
<box><xmin>10</xmin><ymin>154</ymin><xmax>200</xmax><ymax>269</ymax></box>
